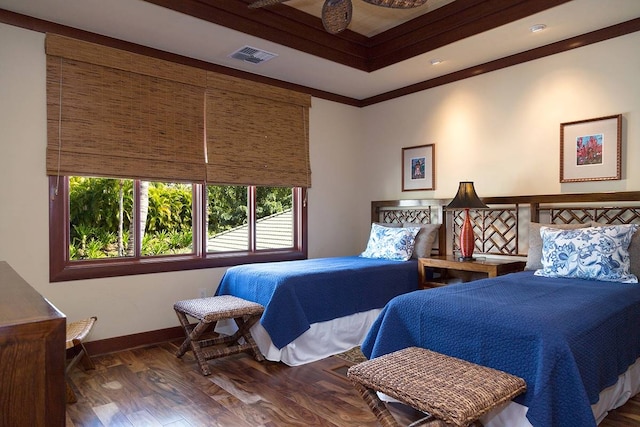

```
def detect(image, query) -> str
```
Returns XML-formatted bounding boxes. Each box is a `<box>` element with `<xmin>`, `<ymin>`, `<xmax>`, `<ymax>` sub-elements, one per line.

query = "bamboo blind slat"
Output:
<box><xmin>46</xmin><ymin>56</ymin><xmax>206</xmax><ymax>181</ymax></box>
<box><xmin>45</xmin><ymin>148</ymin><xmax>205</xmax><ymax>182</ymax></box>
<box><xmin>45</xmin><ymin>33</ymin><xmax>206</xmax><ymax>87</ymax></box>
<box><xmin>207</xmin><ymin>71</ymin><xmax>311</xmax><ymax>108</ymax></box>
<box><xmin>206</xmin><ymin>89</ymin><xmax>311</xmax><ymax>188</ymax></box>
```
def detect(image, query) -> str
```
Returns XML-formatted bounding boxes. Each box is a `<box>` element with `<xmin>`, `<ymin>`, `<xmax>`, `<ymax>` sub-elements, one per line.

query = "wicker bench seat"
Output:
<box><xmin>174</xmin><ymin>295</ymin><xmax>265</xmax><ymax>375</ymax></box>
<box><xmin>347</xmin><ymin>347</ymin><xmax>526</xmax><ymax>427</ymax></box>
<box><xmin>65</xmin><ymin>316</ymin><xmax>97</xmax><ymax>403</ymax></box>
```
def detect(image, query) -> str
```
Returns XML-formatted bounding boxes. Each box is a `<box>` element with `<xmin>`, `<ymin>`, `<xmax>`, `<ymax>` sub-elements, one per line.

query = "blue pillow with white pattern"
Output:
<box><xmin>360</xmin><ymin>223</ymin><xmax>420</xmax><ymax>261</ymax></box>
<box><xmin>534</xmin><ymin>224</ymin><xmax>639</xmax><ymax>283</ymax></box>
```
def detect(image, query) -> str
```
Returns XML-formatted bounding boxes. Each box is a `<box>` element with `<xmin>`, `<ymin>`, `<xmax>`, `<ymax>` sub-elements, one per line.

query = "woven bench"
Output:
<box><xmin>347</xmin><ymin>347</ymin><xmax>526</xmax><ymax>427</ymax></box>
<box><xmin>174</xmin><ymin>295</ymin><xmax>265</xmax><ymax>376</ymax></box>
<box><xmin>65</xmin><ymin>316</ymin><xmax>97</xmax><ymax>403</ymax></box>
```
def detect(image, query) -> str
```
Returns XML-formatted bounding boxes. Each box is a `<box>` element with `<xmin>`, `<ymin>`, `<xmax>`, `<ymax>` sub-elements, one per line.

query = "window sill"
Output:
<box><xmin>50</xmin><ymin>250</ymin><xmax>306</xmax><ymax>282</ymax></box>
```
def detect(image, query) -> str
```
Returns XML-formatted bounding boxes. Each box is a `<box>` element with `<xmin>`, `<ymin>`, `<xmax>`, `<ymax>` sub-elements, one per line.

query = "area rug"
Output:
<box><xmin>333</xmin><ymin>346</ymin><xmax>367</xmax><ymax>364</ymax></box>
<box><xmin>323</xmin><ymin>346</ymin><xmax>367</xmax><ymax>380</ymax></box>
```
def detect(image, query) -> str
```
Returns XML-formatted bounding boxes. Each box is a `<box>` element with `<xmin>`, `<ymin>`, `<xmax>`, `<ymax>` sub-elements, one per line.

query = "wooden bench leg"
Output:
<box><xmin>66</xmin><ymin>381</ymin><xmax>78</xmax><ymax>404</ymax></box>
<box><xmin>174</xmin><ymin>309</ymin><xmax>195</xmax><ymax>358</ymax></box>
<box><xmin>65</xmin><ymin>335</ymin><xmax>97</xmax><ymax>404</ymax></box>
<box><xmin>78</xmin><ymin>341</ymin><xmax>96</xmax><ymax>370</ymax></box>
<box><xmin>234</xmin><ymin>314</ymin><xmax>264</xmax><ymax>362</ymax></box>
<box><xmin>351</xmin><ymin>381</ymin><xmax>465</xmax><ymax>427</ymax></box>
<box><xmin>175</xmin><ymin>316</ymin><xmax>216</xmax><ymax>376</ymax></box>
<box><xmin>352</xmin><ymin>381</ymin><xmax>402</xmax><ymax>427</ymax></box>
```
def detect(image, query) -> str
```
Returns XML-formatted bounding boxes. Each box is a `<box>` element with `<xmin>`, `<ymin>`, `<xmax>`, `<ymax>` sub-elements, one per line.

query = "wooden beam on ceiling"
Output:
<box><xmin>143</xmin><ymin>0</ymin><xmax>571</xmax><ymax>72</ymax></box>
<box><xmin>143</xmin><ymin>0</ymin><xmax>371</xmax><ymax>70</ymax></box>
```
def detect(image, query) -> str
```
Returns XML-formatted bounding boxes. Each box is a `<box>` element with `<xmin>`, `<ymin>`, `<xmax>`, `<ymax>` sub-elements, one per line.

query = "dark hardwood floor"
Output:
<box><xmin>66</xmin><ymin>342</ymin><xmax>640</xmax><ymax>426</ymax></box>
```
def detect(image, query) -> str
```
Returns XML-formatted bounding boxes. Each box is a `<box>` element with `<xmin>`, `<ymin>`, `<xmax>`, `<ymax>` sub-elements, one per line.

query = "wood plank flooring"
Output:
<box><xmin>66</xmin><ymin>342</ymin><xmax>640</xmax><ymax>426</ymax></box>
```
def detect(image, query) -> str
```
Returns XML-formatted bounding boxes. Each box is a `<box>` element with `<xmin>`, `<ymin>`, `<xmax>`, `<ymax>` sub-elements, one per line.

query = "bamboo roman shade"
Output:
<box><xmin>206</xmin><ymin>73</ymin><xmax>312</xmax><ymax>188</ymax></box>
<box><xmin>45</xmin><ymin>34</ymin><xmax>312</xmax><ymax>187</ymax></box>
<box><xmin>45</xmin><ymin>34</ymin><xmax>206</xmax><ymax>182</ymax></box>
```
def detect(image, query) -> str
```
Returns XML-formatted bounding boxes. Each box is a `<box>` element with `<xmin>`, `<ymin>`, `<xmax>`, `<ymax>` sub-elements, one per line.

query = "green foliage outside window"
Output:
<box><xmin>205</xmin><ymin>185</ymin><xmax>293</xmax><ymax>233</ymax></box>
<box><xmin>256</xmin><ymin>186</ymin><xmax>293</xmax><ymax>219</ymax></box>
<box><xmin>69</xmin><ymin>177</ymin><xmax>133</xmax><ymax>259</ymax></box>
<box><xmin>69</xmin><ymin>177</ymin><xmax>293</xmax><ymax>260</ymax></box>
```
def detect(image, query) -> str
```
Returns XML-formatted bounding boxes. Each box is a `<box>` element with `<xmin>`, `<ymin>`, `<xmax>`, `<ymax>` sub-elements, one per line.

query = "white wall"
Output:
<box><xmin>308</xmin><ymin>98</ymin><xmax>370</xmax><ymax>257</ymax></box>
<box><xmin>362</xmin><ymin>32</ymin><xmax>640</xmax><ymax>201</ymax></box>
<box><xmin>0</xmin><ymin>23</ymin><xmax>365</xmax><ymax>341</ymax></box>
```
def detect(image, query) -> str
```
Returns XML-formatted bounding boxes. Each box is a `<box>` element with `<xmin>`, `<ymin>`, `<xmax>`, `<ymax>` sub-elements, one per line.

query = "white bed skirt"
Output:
<box><xmin>480</xmin><ymin>354</ymin><xmax>640</xmax><ymax>426</ymax></box>
<box><xmin>219</xmin><ymin>312</ymin><xmax>640</xmax><ymax>426</ymax></box>
<box><xmin>217</xmin><ymin>308</ymin><xmax>383</xmax><ymax>366</ymax></box>
<box><xmin>251</xmin><ymin>309</ymin><xmax>383</xmax><ymax>366</ymax></box>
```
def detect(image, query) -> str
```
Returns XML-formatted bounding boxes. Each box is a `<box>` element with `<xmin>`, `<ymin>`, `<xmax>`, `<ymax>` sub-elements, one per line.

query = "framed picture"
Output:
<box><xmin>402</xmin><ymin>144</ymin><xmax>435</xmax><ymax>191</ymax></box>
<box><xmin>560</xmin><ymin>114</ymin><xmax>622</xmax><ymax>183</ymax></box>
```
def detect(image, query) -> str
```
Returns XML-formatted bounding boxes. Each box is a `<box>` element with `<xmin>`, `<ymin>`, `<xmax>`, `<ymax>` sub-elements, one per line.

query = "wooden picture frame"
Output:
<box><xmin>560</xmin><ymin>114</ymin><xmax>622</xmax><ymax>183</ymax></box>
<box><xmin>402</xmin><ymin>144</ymin><xmax>435</xmax><ymax>191</ymax></box>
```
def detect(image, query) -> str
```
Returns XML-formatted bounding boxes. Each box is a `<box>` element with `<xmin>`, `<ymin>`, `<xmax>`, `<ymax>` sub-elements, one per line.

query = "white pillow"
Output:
<box><xmin>534</xmin><ymin>225</ymin><xmax>639</xmax><ymax>283</ymax></box>
<box><xmin>360</xmin><ymin>223</ymin><xmax>420</xmax><ymax>261</ymax></box>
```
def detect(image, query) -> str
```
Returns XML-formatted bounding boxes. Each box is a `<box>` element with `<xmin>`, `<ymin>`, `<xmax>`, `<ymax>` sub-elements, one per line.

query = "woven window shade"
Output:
<box><xmin>45</xmin><ymin>34</ymin><xmax>206</xmax><ymax>182</ymax></box>
<box><xmin>206</xmin><ymin>72</ymin><xmax>311</xmax><ymax>188</ymax></box>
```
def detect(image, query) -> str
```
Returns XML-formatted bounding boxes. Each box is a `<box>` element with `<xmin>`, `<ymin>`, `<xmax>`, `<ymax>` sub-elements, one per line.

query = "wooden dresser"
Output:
<box><xmin>0</xmin><ymin>261</ymin><xmax>66</xmax><ymax>427</ymax></box>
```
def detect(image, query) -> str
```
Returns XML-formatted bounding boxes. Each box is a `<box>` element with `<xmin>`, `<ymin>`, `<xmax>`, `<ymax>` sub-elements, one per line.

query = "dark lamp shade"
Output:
<box><xmin>446</xmin><ymin>182</ymin><xmax>489</xmax><ymax>209</ymax></box>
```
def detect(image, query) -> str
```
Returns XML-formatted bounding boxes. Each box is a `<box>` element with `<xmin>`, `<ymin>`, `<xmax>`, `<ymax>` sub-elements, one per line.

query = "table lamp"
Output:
<box><xmin>446</xmin><ymin>182</ymin><xmax>488</xmax><ymax>261</ymax></box>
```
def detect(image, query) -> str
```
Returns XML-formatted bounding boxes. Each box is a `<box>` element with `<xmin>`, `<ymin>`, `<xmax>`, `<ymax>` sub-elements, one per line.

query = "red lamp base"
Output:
<box><xmin>459</xmin><ymin>208</ymin><xmax>476</xmax><ymax>261</ymax></box>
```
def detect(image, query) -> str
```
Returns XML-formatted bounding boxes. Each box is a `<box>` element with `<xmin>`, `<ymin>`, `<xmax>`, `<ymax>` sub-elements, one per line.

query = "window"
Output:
<box><xmin>256</xmin><ymin>186</ymin><xmax>294</xmax><ymax>250</ymax></box>
<box><xmin>50</xmin><ymin>177</ymin><xmax>306</xmax><ymax>281</ymax></box>
<box><xmin>68</xmin><ymin>177</ymin><xmax>136</xmax><ymax>259</ymax></box>
<box><xmin>206</xmin><ymin>185</ymin><xmax>248</xmax><ymax>252</ymax></box>
<box><xmin>45</xmin><ymin>34</ymin><xmax>310</xmax><ymax>281</ymax></box>
<box><xmin>205</xmin><ymin>185</ymin><xmax>295</xmax><ymax>252</ymax></box>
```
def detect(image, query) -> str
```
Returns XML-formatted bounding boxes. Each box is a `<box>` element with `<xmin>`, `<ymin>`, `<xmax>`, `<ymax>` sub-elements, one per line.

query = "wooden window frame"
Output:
<box><xmin>49</xmin><ymin>177</ymin><xmax>307</xmax><ymax>282</ymax></box>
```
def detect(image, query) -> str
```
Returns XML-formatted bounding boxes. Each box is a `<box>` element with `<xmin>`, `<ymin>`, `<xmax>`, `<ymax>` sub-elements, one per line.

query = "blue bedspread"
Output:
<box><xmin>362</xmin><ymin>270</ymin><xmax>640</xmax><ymax>427</ymax></box>
<box><xmin>216</xmin><ymin>256</ymin><xmax>418</xmax><ymax>349</ymax></box>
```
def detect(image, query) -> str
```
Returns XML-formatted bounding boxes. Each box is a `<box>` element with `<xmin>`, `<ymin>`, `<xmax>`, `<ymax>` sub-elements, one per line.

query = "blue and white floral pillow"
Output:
<box><xmin>534</xmin><ymin>224</ymin><xmax>639</xmax><ymax>283</ymax></box>
<box><xmin>360</xmin><ymin>223</ymin><xmax>421</xmax><ymax>261</ymax></box>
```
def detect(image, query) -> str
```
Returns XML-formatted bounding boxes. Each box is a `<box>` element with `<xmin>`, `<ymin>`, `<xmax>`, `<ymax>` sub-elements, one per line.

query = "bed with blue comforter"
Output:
<box><xmin>216</xmin><ymin>256</ymin><xmax>419</xmax><ymax>350</ymax></box>
<box><xmin>362</xmin><ymin>270</ymin><xmax>640</xmax><ymax>427</ymax></box>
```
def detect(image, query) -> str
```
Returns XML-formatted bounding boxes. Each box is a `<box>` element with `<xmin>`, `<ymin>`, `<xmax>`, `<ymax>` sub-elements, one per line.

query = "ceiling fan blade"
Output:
<box><xmin>248</xmin><ymin>0</ymin><xmax>289</xmax><ymax>9</ymax></box>
<box><xmin>361</xmin><ymin>0</ymin><xmax>428</xmax><ymax>8</ymax></box>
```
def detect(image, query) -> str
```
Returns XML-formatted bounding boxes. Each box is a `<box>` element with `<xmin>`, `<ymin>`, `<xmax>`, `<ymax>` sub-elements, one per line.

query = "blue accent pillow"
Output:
<box><xmin>534</xmin><ymin>224</ymin><xmax>639</xmax><ymax>283</ymax></box>
<box><xmin>360</xmin><ymin>223</ymin><xmax>420</xmax><ymax>261</ymax></box>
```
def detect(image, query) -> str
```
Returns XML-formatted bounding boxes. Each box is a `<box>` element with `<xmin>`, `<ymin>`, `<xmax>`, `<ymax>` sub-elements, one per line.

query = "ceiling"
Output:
<box><xmin>1</xmin><ymin>0</ymin><xmax>640</xmax><ymax>105</ymax></box>
<box><xmin>260</xmin><ymin>0</ymin><xmax>457</xmax><ymax>37</ymax></box>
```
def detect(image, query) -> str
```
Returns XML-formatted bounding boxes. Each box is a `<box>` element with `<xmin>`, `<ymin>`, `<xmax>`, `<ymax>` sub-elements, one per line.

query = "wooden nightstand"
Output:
<box><xmin>418</xmin><ymin>255</ymin><xmax>526</xmax><ymax>288</ymax></box>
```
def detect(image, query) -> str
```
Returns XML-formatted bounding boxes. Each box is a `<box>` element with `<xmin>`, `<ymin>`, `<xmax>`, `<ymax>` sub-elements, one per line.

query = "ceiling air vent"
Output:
<box><xmin>229</xmin><ymin>46</ymin><xmax>278</xmax><ymax>64</ymax></box>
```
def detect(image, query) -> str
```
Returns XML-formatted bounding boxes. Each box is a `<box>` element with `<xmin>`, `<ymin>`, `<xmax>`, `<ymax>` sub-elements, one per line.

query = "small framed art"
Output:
<box><xmin>402</xmin><ymin>144</ymin><xmax>434</xmax><ymax>191</ymax></box>
<box><xmin>560</xmin><ymin>114</ymin><xmax>622</xmax><ymax>183</ymax></box>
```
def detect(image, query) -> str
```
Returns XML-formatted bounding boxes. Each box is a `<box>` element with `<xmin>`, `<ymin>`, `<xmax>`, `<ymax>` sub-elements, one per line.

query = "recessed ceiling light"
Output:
<box><xmin>530</xmin><ymin>24</ymin><xmax>547</xmax><ymax>33</ymax></box>
<box><xmin>430</xmin><ymin>59</ymin><xmax>443</xmax><ymax>65</ymax></box>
